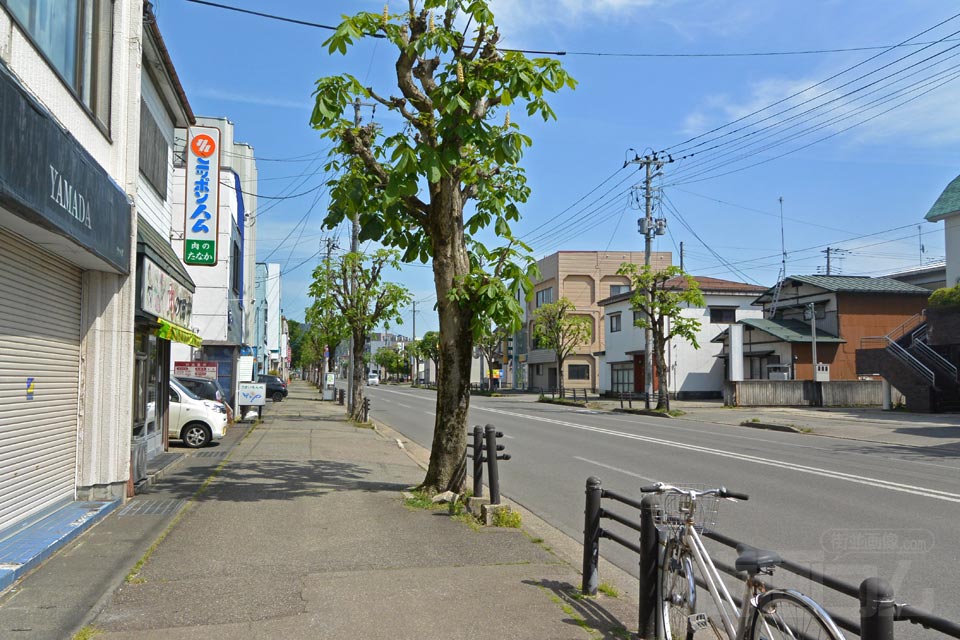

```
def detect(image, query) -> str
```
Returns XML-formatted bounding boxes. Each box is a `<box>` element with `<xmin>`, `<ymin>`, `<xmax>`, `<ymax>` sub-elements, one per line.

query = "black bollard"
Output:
<box><xmin>860</xmin><ymin>577</ymin><xmax>895</xmax><ymax>640</ymax></box>
<box><xmin>581</xmin><ymin>477</ymin><xmax>602</xmax><ymax>596</ymax></box>
<box><xmin>472</xmin><ymin>425</ymin><xmax>484</xmax><ymax>498</ymax></box>
<box><xmin>484</xmin><ymin>424</ymin><xmax>501</xmax><ymax>504</ymax></box>
<box><xmin>638</xmin><ymin>495</ymin><xmax>660</xmax><ymax>639</ymax></box>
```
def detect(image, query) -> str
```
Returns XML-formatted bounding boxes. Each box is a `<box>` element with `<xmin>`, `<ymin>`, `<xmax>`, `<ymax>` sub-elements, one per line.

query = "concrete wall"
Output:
<box><xmin>724</xmin><ymin>380</ymin><xmax>888</xmax><ymax>407</ymax></box>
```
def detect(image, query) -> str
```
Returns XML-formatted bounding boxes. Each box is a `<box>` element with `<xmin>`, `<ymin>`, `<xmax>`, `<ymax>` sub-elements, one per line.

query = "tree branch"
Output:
<box><xmin>366</xmin><ymin>86</ymin><xmax>417</xmax><ymax>124</ymax></box>
<box><xmin>342</xmin><ymin>127</ymin><xmax>430</xmax><ymax>222</ymax></box>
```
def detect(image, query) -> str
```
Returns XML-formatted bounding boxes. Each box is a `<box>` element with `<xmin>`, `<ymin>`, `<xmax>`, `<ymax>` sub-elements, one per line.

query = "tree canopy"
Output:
<box><xmin>531</xmin><ymin>298</ymin><xmax>592</xmax><ymax>396</ymax></box>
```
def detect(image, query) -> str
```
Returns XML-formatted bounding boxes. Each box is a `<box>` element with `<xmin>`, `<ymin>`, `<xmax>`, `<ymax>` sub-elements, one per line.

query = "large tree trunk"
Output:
<box><xmin>421</xmin><ymin>179</ymin><xmax>472</xmax><ymax>494</ymax></box>
<box><xmin>350</xmin><ymin>330</ymin><xmax>366</xmax><ymax>421</ymax></box>
<box><xmin>655</xmin><ymin>335</ymin><xmax>669</xmax><ymax>410</ymax></box>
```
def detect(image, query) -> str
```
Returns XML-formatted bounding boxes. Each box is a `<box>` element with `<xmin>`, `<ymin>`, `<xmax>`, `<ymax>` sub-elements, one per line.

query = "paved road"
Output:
<box><xmin>365</xmin><ymin>384</ymin><xmax>960</xmax><ymax>635</ymax></box>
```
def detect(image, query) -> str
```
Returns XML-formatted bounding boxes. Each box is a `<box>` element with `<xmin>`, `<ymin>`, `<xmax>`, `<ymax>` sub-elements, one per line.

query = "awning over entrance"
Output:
<box><xmin>155</xmin><ymin>319</ymin><xmax>202</xmax><ymax>347</ymax></box>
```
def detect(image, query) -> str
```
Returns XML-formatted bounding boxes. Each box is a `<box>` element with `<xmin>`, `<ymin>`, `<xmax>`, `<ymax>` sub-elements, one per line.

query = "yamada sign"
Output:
<box><xmin>183</xmin><ymin>126</ymin><xmax>221</xmax><ymax>266</ymax></box>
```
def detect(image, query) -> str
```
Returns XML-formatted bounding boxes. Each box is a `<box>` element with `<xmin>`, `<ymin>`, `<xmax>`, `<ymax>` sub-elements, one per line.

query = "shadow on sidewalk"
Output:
<box><xmin>144</xmin><ymin>458</ymin><xmax>410</xmax><ymax>503</ymax></box>
<box><xmin>524</xmin><ymin>578</ymin><xmax>635</xmax><ymax>639</ymax></box>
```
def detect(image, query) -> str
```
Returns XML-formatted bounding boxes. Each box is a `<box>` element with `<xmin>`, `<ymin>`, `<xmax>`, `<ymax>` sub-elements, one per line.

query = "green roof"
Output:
<box><xmin>756</xmin><ymin>275</ymin><xmax>930</xmax><ymax>302</ymax></box>
<box><xmin>740</xmin><ymin>317</ymin><xmax>846</xmax><ymax>343</ymax></box>
<box><xmin>926</xmin><ymin>174</ymin><xmax>960</xmax><ymax>222</ymax></box>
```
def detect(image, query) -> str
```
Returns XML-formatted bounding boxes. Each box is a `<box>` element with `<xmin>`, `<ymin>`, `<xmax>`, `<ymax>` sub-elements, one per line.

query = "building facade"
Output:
<box><xmin>0</xmin><ymin>1</ymin><xmax>176</xmax><ymax>543</ymax></box>
<box><xmin>523</xmin><ymin>250</ymin><xmax>672</xmax><ymax>392</ymax></box>
<box><xmin>598</xmin><ymin>276</ymin><xmax>765</xmax><ymax>398</ymax></box>
<box><xmin>171</xmin><ymin>118</ymin><xmax>256</xmax><ymax>407</ymax></box>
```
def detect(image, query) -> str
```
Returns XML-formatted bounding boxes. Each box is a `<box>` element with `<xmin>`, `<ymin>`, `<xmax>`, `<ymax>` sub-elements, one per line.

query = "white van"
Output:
<box><xmin>168</xmin><ymin>378</ymin><xmax>228</xmax><ymax>448</ymax></box>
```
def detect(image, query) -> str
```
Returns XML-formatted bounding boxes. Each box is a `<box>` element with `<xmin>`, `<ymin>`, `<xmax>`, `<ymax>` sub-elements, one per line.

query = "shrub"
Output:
<box><xmin>929</xmin><ymin>284</ymin><xmax>960</xmax><ymax>308</ymax></box>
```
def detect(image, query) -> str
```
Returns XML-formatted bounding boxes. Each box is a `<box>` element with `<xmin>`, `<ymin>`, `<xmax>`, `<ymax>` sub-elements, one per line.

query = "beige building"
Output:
<box><xmin>524</xmin><ymin>250</ymin><xmax>672</xmax><ymax>391</ymax></box>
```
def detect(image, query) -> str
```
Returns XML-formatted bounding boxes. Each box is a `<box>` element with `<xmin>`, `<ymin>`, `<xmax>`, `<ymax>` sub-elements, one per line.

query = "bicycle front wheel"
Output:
<box><xmin>749</xmin><ymin>589</ymin><xmax>845</xmax><ymax>640</ymax></box>
<box><xmin>659</xmin><ymin>538</ymin><xmax>697</xmax><ymax>640</ymax></box>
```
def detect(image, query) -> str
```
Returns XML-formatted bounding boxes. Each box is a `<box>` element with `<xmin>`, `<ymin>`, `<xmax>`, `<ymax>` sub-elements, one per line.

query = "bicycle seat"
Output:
<box><xmin>735</xmin><ymin>544</ymin><xmax>782</xmax><ymax>574</ymax></box>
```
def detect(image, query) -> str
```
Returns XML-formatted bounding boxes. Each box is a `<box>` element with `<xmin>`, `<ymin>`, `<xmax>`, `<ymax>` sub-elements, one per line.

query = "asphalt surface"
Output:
<box><xmin>365</xmin><ymin>384</ymin><xmax>960</xmax><ymax>637</ymax></box>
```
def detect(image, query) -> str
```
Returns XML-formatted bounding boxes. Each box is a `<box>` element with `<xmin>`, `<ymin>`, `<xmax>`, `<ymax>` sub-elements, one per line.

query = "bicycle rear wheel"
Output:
<box><xmin>659</xmin><ymin>538</ymin><xmax>697</xmax><ymax>640</ymax></box>
<box><xmin>749</xmin><ymin>589</ymin><xmax>845</xmax><ymax>640</ymax></box>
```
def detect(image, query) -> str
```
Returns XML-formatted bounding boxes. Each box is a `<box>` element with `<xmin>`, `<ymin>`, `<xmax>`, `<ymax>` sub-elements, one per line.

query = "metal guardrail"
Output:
<box><xmin>886</xmin><ymin>312</ymin><xmax>927</xmax><ymax>344</ymax></box>
<box><xmin>581</xmin><ymin>477</ymin><xmax>960</xmax><ymax>639</ymax></box>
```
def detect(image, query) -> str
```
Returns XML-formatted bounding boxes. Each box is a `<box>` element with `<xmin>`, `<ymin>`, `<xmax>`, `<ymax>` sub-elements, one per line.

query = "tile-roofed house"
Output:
<box><xmin>717</xmin><ymin>274</ymin><xmax>929</xmax><ymax>383</ymax></box>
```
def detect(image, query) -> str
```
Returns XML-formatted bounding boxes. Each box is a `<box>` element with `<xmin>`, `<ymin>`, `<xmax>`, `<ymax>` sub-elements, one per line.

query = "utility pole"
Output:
<box><xmin>808</xmin><ymin>302</ymin><xmax>818</xmax><ymax>380</ymax></box>
<box><xmin>679</xmin><ymin>241</ymin><xmax>684</xmax><ymax>272</ymax></box>
<box><xmin>627</xmin><ymin>152</ymin><xmax>673</xmax><ymax>408</ymax></box>
<box><xmin>322</xmin><ymin>238</ymin><xmax>336</xmax><ymax>388</ymax></box>
<box><xmin>411</xmin><ymin>300</ymin><xmax>417</xmax><ymax>382</ymax></box>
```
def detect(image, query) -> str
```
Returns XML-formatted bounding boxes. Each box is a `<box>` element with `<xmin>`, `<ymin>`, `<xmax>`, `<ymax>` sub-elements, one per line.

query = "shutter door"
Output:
<box><xmin>0</xmin><ymin>227</ymin><xmax>82</xmax><ymax>531</ymax></box>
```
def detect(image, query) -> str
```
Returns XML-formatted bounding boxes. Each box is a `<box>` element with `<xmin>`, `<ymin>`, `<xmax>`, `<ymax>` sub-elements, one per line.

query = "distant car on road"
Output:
<box><xmin>367</xmin><ymin>372</ymin><xmax>380</xmax><ymax>386</ymax></box>
<box><xmin>258</xmin><ymin>374</ymin><xmax>288</xmax><ymax>402</ymax></box>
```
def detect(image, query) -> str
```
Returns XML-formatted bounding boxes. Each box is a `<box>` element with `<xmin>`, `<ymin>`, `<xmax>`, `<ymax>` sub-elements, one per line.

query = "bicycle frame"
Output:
<box><xmin>664</xmin><ymin>521</ymin><xmax>764</xmax><ymax>640</ymax></box>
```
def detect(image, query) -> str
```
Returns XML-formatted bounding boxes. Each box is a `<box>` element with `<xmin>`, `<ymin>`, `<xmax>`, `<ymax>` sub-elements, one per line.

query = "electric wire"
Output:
<box><xmin>659</xmin><ymin>10</ymin><xmax>960</xmax><ymax>156</ymax></box>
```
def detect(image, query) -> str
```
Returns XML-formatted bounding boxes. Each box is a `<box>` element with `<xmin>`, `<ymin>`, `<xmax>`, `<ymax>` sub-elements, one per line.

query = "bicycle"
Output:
<box><xmin>641</xmin><ymin>482</ymin><xmax>845</xmax><ymax>640</ymax></box>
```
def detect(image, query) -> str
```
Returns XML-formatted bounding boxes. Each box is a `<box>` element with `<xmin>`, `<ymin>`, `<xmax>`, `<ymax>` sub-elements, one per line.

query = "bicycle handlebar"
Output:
<box><xmin>640</xmin><ymin>482</ymin><xmax>749</xmax><ymax>501</ymax></box>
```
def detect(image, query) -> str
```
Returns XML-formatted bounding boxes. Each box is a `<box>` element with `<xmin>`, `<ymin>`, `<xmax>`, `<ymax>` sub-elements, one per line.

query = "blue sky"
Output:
<box><xmin>155</xmin><ymin>1</ymin><xmax>959</xmax><ymax>335</ymax></box>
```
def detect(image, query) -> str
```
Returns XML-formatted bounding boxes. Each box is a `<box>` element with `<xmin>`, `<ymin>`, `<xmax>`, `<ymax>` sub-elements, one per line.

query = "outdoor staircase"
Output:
<box><xmin>856</xmin><ymin>313</ymin><xmax>960</xmax><ymax>413</ymax></box>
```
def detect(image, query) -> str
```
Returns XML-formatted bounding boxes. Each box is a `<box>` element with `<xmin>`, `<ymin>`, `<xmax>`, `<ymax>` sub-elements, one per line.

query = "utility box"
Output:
<box><xmin>815</xmin><ymin>363</ymin><xmax>831</xmax><ymax>382</ymax></box>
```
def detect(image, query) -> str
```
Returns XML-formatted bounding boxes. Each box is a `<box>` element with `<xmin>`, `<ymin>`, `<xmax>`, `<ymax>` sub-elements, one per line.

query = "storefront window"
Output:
<box><xmin>133</xmin><ymin>332</ymin><xmax>162</xmax><ymax>440</ymax></box>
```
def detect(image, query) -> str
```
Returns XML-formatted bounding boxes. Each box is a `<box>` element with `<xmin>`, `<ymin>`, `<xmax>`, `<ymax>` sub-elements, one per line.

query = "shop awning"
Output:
<box><xmin>155</xmin><ymin>319</ymin><xmax>202</xmax><ymax>347</ymax></box>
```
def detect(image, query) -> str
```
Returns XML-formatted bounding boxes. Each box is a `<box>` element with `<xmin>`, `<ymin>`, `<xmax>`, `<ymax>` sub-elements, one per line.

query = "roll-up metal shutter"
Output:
<box><xmin>0</xmin><ymin>227</ymin><xmax>82</xmax><ymax>531</ymax></box>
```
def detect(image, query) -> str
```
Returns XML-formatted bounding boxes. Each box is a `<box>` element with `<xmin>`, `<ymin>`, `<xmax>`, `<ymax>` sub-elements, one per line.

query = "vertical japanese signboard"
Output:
<box><xmin>184</xmin><ymin>126</ymin><xmax>221</xmax><ymax>265</ymax></box>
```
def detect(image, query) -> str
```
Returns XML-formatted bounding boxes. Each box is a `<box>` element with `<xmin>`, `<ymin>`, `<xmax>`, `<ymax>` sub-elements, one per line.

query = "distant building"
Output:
<box><xmin>885</xmin><ymin>261</ymin><xmax>946</xmax><ymax>291</ymax></box>
<box><xmin>925</xmin><ymin>175</ymin><xmax>960</xmax><ymax>288</ymax></box>
<box><xmin>522</xmin><ymin>250</ymin><xmax>672</xmax><ymax>392</ymax></box>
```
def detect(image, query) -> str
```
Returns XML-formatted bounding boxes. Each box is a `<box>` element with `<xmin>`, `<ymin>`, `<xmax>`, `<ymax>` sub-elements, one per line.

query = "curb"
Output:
<box><xmin>612</xmin><ymin>407</ymin><xmax>673</xmax><ymax>418</ymax></box>
<box><xmin>738</xmin><ymin>420</ymin><xmax>803</xmax><ymax>433</ymax></box>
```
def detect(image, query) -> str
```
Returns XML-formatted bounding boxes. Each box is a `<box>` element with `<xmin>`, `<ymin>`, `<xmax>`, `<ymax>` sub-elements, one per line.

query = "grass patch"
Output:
<box><xmin>598</xmin><ymin>581</ymin><xmax>621</xmax><ymax>598</ymax></box>
<box><xmin>491</xmin><ymin>508</ymin><xmax>522</xmax><ymax>528</ymax></box>
<box><xmin>350</xmin><ymin>420</ymin><xmax>375</xmax><ymax>429</ymax></box>
<box><xmin>610</xmin><ymin>626</ymin><xmax>633</xmax><ymax>639</ymax></box>
<box><xmin>452</xmin><ymin>512</ymin><xmax>482</xmax><ymax>531</ymax></box>
<box><xmin>548</xmin><ymin>593</ymin><xmax>601</xmax><ymax>639</ymax></box>
<box><xmin>529</xmin><ymin>537</ymin><xmax>544</xmax><ymax>544</ymax></box>
<box><xmin>537</xmin><ymin>397</ymin><xmax>588</xmax><ymax>408</ymax></box>
<box><xmin>750</xmin><ymin>417</ymin><xmax>761</xmax><ymax>423</ymax></box>
<box><xmin>402</xmin><ymin>490</ymin><xmax>444</xmax><ymax>510</ymax></box>
<box><xmin>73</xmin><ymin>627</ymin><xmax>101</xmax><ymax>640</ymax></box>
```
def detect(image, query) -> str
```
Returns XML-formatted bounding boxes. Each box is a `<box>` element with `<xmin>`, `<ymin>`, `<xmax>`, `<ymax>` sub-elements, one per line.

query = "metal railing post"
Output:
<box><xmin>638</xmin><ymin>495</ymin><xmax>660</xmax><ymax>639</ymax></box>
<box><xmin>860</xmin><ymin>577</ymin><xmax>895</xmax><ymax>640</ymax></box>
<box><xmin>582</xmin><ymin>476</ymin><xmax>602</xmax><ymax>596</ymax></box>
<box><xmin>484</xmin><ymin>424</ymin><xmax>501</xmax><ymax>504</ymax></box>
<box><xmin>472</xmin><ymin>425</ymin><xmax>484</xmax><ymax>498</ymax></box>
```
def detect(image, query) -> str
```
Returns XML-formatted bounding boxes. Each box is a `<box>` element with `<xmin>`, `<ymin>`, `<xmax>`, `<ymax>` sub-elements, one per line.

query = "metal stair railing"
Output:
<box><xmin>887</xmin><ymin>339</ymin><xmax>936</xmax><ymax>386</ymax></box>
<box><xmin>911</xmin><ymin>325</ymin><xmax>958</xmax><ymax>382</ymax></box>
<box><xmin>886</xmin><ymin>312</ymin><xmax>927</xmax><ymax>345</ymax></box>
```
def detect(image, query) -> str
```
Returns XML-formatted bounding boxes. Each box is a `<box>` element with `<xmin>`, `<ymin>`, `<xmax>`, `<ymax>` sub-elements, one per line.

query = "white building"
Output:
<box><xmin>265</xmin><ymin>262</ymin><xmax>283</xmax><ymax>373</ymax></box>
<box><xmin>597</xmin><ymin>276</ymin><xmax>765</xmax><ymax>398</ymax></box>
<box><xmin>925</xmin><ymin>176</ymin><xmax>960</xmax><ymax>288</ymax></box>
<box><xmin>0</xmin><ymin>0</ymin><xmax>190</xmax><ymax>575</ymax></box>
<box><xmin>171</xmin><ymin>118</ymin><xmax>256</xmax><ymax>407</ymax></box>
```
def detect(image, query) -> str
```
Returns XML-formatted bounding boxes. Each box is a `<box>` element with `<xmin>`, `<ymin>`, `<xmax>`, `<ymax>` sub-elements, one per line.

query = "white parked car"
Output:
<box><xmin>168</xmin><ymin>378</ymin><xmax>228</xmax><ymax>448</ymax></box>
<box><xmin>367</xmin><ymin>372</ymin><xmax>380</xmax><ymax>386</ymax></box>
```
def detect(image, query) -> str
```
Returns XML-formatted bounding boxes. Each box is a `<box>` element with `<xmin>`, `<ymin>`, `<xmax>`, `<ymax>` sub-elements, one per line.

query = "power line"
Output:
<box><xmin>659</xmin><ymin>10</ymin><xmax>960</xmax><ymax>156</ymax></box>
<box><xmin>184</xmin><ymin>0</ymin><xmax>960</xmax><ymax>60</ymax></box>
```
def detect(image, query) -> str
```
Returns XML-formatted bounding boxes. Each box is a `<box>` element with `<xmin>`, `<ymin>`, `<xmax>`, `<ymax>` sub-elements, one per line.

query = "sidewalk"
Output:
<box><xmin>1</xmin><ymin>382</ymin><xmax>636</xmax><ymax>639</ymax></box>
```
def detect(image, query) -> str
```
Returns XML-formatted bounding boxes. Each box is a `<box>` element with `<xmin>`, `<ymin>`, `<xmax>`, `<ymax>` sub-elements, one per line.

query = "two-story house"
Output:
<box><xmin>598</xmin><ymin>276</ymin><xmax>766</xmax><ymax>398</ymax></box>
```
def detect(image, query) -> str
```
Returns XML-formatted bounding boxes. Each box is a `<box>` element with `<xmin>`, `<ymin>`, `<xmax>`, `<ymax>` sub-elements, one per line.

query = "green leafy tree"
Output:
<box><xmin>301</xmin><ymin>306</ymin><xmax>348</xmax><ymax>385</ymax></box>
<box><xmin>287</xmin><ymin>319</ymin><xmax>307</xmax><ymax>371</ymax></box>
<box><xmin>308</xmin><ymin>249</ymin><xmax>411</xmax><ymax>420</ymax></box>
<box><xmin>619</xmin><ymin>264</ymin><xmax>706</xmax><ymax>410</ymax></box>
<box><xmin>419</xmin><ymin>330</ymin><xmax>441</xmax><ymax>383</ymax></box>
<box><xmin>532</xmin><ymin>298</ymin><xmax>592</xmax><ymax>398</ymax></box>
<box><xmin>406</xmin><ymin>339</ymin><xmax>423</xmax><ymax>384</ymax></box>
<box><xmin>311</xmin><ymin>1</ymin><xmax>574</xmax><ymax>493</ymax></box>
<box><xmin>476</xmin><ymin>322</ymin><xmax>508</xmax><ymax>389</ymax></box>
<box><xmin>374</xmin><ymin>345</ymin><xmax>409</xmax><ymax>380</ymax></box>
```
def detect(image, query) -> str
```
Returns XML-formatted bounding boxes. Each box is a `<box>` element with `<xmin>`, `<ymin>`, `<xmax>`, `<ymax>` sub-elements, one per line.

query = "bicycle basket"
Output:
<box><xmin>653</xmin><ymin>484</ymin><xmax>722</xmax><ymax>531</ymax></box>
